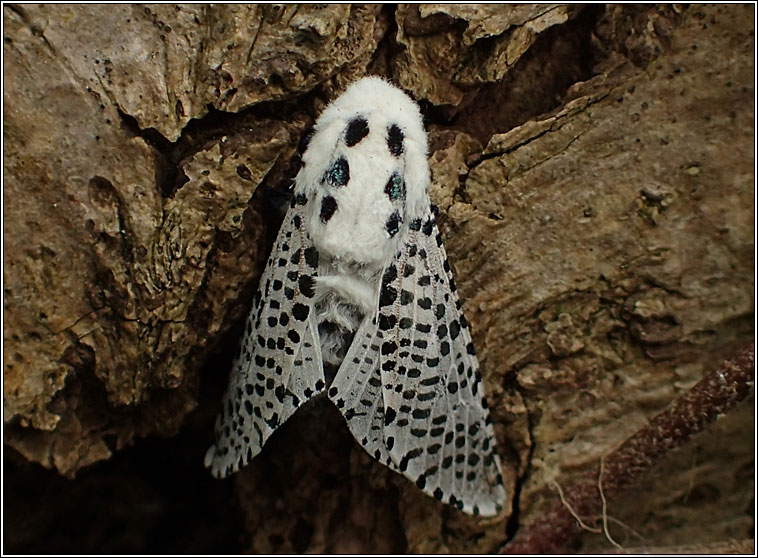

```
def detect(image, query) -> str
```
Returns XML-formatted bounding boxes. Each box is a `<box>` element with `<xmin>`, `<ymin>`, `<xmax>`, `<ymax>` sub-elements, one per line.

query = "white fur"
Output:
<box><xmin>297</xmin><ymin>76</ymin><xmax>430</xmax><ymax>268</ymax></box>
<box><xmin>206</xmin><ymin>77</ymin><xmax>506</xmax><ymax>518</ymax></box>
<box><xmin>314</xmin><ymin>275</ymin><xmax>375</xmax><ymax>315</ymax></box>
<box><xmin>296</xmin><ymin>76</ymin><xmax>431</xmax><ymax>364</ymax></box>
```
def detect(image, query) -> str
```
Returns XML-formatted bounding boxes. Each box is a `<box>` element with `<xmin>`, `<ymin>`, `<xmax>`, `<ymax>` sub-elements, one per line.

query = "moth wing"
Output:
<box><xmin>329</xmin><ymin>210</ymin><xmax>506</xmax><ymax>516</ymax></box>
<box><xmin>205</xmin><ymin>199</ymin><xmax>327</xmax><ymax>478</ymax></box>
<box><xmin>326</xmin><ymin>312</ymin><xmax>391</xmax><ymax>465</ymax></box>
<box><xmin>384</xmin><ymin>211</ymin><xmax>506</xmax><ymax>516</ymax></box>
<box><xmin>386</xmin><ymin>215</ymin><xmax>505</xmax><ymax>515</ymax></box>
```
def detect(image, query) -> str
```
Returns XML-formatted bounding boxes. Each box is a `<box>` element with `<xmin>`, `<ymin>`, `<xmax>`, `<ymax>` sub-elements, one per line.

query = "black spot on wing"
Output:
<box><xmin>383</xmin><ymin>264</ymin><xmax>398</xmax><ymax>283</ymax></box>
<box><xmin>292</xmin><ymin>303</ymin><xmax>309</xmax><ymax>321</ymax></box>
<box><xmin>381</xmin><ymin>341</ymin><xmax>398</xmax><ymax>355</ymax></box>
<box><xmin>379</xmin><ymin>313</ymin><xmax>397</xmax><ymax>330</ymax></box>
<box><xmin>379</xmin><ymin>264</ymin><xmax>399</xmax><ymax>307</ymax></box>
<box><xmin>398</xmin><ymin>448</ymin><xmax>422</xmax><ymax>472</ymax></box>
<box><xmin>298</xmin><ymin>275</ymin><xmax>315</xmax><ymax>298</ymax></box>
<box><xmin>380</xmin><ymin>285</ymin><xmax>397</xmax><ymax>308</ymax></box>
<box><xmin>345</xmin><ymin>117</ymin><xmax>369</xmax><ymax>147</ymax></box>
<box><xmin>304</xmin><ymin>246</ymin><xmax>319</xmax><ymax>268</ymax></box>
<box><xmin>400</xmin><ymin>290</ymin><xmax>414</xmax><ymax>305</ymax></box>
<box><xmin>449</xmin><ymin>319</ymin><xmax>460</xmax><ymax>340</ymax></box>
<box><xmin>386</xmin><ymin>210</ymin><xmax>402</xmax><ymax>238</ymax></box>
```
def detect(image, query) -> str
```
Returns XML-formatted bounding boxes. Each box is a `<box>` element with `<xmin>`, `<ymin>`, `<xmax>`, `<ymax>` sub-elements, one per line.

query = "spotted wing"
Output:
<box><xmin>329</xmin><ymin>209</ymin><xmax>506</xmax><ymax>516</ymax></box>
<box><xmin>205</xmin><ymin>195</ymin><xmax>327</xmax><ymax>478</ymax></box>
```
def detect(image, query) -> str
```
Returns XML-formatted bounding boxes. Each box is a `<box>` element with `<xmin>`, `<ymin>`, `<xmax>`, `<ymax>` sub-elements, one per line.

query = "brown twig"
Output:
<box><xmin>502</xmin><ymin>342</ymin><xmax>754</xmax><ymax>554</ymax></box>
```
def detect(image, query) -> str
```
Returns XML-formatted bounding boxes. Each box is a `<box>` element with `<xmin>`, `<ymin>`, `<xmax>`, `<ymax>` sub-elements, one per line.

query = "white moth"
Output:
<box><xmin>205</xmin><ymin>76</ymin><xmax>506</xmax><ymax>516</ymax></box>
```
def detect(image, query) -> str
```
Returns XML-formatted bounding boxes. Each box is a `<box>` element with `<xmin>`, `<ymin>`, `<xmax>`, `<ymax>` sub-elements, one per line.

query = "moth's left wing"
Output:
<box><xmin>205</xmin><ymin>197</ymin><xmax>327</xmax><ymax>478</ymax></box>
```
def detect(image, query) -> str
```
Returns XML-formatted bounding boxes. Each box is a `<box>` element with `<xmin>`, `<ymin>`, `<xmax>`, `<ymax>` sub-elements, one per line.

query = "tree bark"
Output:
<box><xmin>4</xmin><ymin>4</ymin><xmax>753</xmax><ymax>553</ymax></box>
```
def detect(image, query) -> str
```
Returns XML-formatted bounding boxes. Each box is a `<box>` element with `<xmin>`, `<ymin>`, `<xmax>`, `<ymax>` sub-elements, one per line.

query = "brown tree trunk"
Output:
<box><xmin>4</xmin><ymin>4</ymin><xmax>753</xmax><ymax>553</ymax></box>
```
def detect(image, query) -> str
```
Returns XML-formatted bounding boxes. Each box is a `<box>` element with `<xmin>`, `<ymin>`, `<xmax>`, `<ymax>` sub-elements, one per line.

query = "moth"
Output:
<box><xmin>205</xmin><ymin>76</ymin><xmax>506</xmax><ymax>517</ymax></box>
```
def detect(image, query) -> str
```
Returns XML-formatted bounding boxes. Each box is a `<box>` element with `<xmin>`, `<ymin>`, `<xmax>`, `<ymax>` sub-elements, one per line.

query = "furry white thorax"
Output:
<box><xmin>296</xmin><ymin>77</ymin><xmax>431</xmax><ymax>363</ymax></box>
<box><xmin>297</xmin><ymin>76</ymin><xmax>430</xmax><ymax>269</ymax></box>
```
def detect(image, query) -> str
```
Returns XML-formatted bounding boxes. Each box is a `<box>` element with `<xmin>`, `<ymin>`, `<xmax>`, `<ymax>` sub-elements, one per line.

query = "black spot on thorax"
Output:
<box><xmin>387</xmin><ymin>124</ymin><xmax>404</xmax><ymax>156</ymax></box>
<box><xmin>324</xmin><ymin>156</ymin><xmax>350</xmax><ymax>187</ymax></box>
<box><xmin>320</xmin><ymin>195</ymin><xmax>338</xmax><ymax>223</ymax></box>
<box><xmin>384</xmin><ymin>172</ymin><xmax>406</xmax><ymax>201</ymax></box>
<box><xmin>345</xmin><ymin>117</ymin><xmax>369</xmax><ymax>147</ymax></box>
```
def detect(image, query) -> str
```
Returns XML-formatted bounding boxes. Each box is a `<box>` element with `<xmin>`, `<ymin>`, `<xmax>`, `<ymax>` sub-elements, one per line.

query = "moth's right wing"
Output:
<box><xmin>205</xmin><ymin>195</ymin><xmax>326</xmax><ymax>478</ymax></box>
<box><xmin>329</xmin><ymin>209</ymin><xmax>506</xmax><ymax>517</ymax></box>
<box><xmin>379</xmin><ymin>213</ymin><xmax>506</xmax><ymax>517</ymax></box>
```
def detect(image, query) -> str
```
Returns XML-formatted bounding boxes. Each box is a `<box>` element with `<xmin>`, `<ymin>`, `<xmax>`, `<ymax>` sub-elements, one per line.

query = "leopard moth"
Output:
<box><xmin>205</xmin><ymin>76</ymin><xmax>506</xmax><ymax>517</ymax></box>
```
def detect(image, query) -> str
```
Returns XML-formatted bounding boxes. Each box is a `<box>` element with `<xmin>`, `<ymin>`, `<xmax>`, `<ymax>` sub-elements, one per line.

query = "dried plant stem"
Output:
<box><xmin>550</xmin><ymin>480</ymin><xmax>601</xmax><ymax>534</ymax></box>
<box><xmin>502</xmin><ymin>342</ymin><xmax>754</xmax><ymax>554</ymax></box>
<box><xmin>598</xmin><ymin>456</ymin><xmax>623</xmax><ymax>551</ymax></box>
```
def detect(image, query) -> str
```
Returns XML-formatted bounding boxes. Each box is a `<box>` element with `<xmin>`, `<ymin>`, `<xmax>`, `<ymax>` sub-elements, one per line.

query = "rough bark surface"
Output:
<box><xmin>3</xmin><ymin>3</ymin><xmax>754</xmax><ymax>554</ymax></box>
<box><xmin>503</xmin><ymin>344</ymin><xmax>754</xmax><ymax>553</ymax></box>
